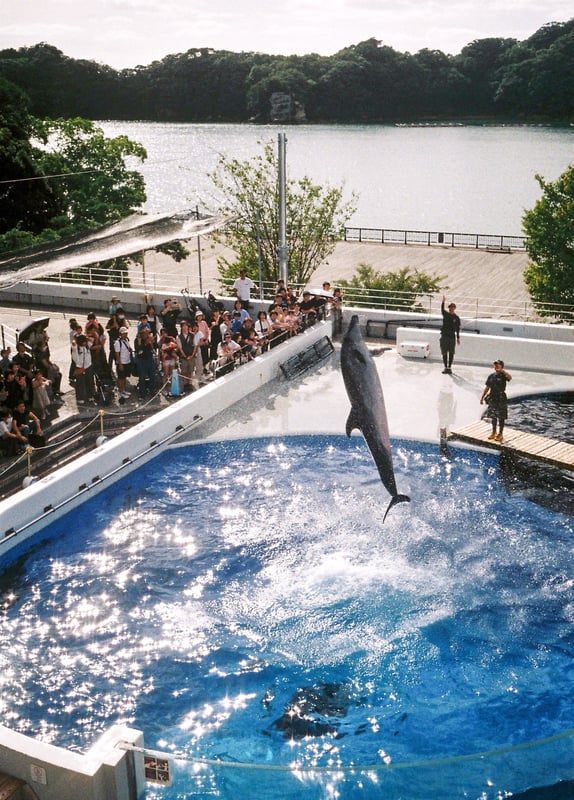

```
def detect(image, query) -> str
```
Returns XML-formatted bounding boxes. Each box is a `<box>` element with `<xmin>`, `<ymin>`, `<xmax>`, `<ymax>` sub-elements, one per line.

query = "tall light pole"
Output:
<box><xmin>277</xmin><ymin>132</ymin><xmax>288</xmax><ymax>286</ymax></box>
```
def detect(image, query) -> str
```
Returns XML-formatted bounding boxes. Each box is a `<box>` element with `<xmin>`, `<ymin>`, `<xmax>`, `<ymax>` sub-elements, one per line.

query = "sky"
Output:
<box><xmin>1</xmin><ymin>0</ymin><xmax>573</xmax><ymax>69</ymax></box>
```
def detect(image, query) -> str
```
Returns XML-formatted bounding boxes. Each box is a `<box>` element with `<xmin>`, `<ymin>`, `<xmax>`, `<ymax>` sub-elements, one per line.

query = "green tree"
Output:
<box><xmin>210</xmin><ymin>140</ymin><xmax>356</xmax><ymax>288</ymax></box>
<box><xmin>0</xmin><ymin>77</ymin><xmax>60</xmax><ymax>237</ymax></box>
<box><xmin>454</xmin><ymin>37</ymin><xmax>517</xmax><ymax>115</ymax></box>
<box><xmin>31</xmin><ymin>117</ymin><xmax>147</xmax><ymax>232</ymax></box>
<box><xmin>336</xmin><ymin>264</ymin><xmax>444</xmax><ymax>310</ymax></box>
<box><xmin>522</xmin><ymin>166</ymin><xmax>574</xmax><ymax>317</ymax></box>
<box><xmin>0</xmin><ymin>107</ymin><xmax>152</xmax><ymax>287</ymax></box>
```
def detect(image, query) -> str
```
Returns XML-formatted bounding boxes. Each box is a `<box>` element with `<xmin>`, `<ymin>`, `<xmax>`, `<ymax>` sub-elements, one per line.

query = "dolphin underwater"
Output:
<box><xmin>341</xmin><ymin>314</ymin><xmax>410</xmax><ymax>523</ymax></box>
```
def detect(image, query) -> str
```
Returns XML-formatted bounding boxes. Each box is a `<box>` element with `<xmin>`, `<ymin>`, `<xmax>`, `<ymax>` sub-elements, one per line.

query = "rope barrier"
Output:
<box><xmin>97</xmin><ymin>379</ymin><xmax>171</xmax><ymax>417</ymax></box>
<box><xmin>0</xmin><ymin>381</ymin><xmax>169</xmax><ymax>484</ymax></box>
<box><xmin>0</xmin><ymin>448</ymin><xmax>29</xmax><ymax>478</ymax></box>
<box><xmin>117</xmin><ymin>726</ymin><xmax>574</xmax><ymax>774</ymax></box>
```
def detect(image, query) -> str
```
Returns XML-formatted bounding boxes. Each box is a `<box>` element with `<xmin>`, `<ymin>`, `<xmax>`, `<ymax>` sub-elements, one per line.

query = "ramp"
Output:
<box><xmin>449</xmin><ymin>420</ymin><xmax>574</xmax><ymax>471</ymax></box>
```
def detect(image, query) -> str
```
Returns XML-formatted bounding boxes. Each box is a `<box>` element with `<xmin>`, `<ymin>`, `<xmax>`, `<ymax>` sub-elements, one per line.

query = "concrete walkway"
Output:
<box><xmin>143</xmin><ymin>239</ymin><xmax>531</xmax><ymax>318</ymax></box>
<box><xmin>187</xmin><ymin>345</ymin><xmax>574</xmax><ymax>446</ymax></box>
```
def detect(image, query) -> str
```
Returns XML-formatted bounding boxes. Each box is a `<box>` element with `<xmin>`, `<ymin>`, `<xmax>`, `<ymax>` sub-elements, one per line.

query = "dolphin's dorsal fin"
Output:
<box><xmin>346</xmin><ymin>409</ymin><xmax>362</xmax><ymax>437</ymax></box>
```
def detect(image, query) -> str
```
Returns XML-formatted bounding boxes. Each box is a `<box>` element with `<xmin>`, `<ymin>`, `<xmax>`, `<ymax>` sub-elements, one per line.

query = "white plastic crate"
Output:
<box><xmin>398</xmin><ymin>341</ymin><xmax>430</xmax><ymax>359</ymax></box>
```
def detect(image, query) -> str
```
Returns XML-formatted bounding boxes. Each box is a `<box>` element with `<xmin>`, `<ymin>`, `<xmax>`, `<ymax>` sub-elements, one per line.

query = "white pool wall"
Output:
<box><xmin>395</xmin><ymin>327</ymin><xmax>574</xmax><ymax>374</ymax></box>
<box><xmin>0</xmin><ymin>724</ymin><xmax>144</xmax><ymax>800</ymax></box>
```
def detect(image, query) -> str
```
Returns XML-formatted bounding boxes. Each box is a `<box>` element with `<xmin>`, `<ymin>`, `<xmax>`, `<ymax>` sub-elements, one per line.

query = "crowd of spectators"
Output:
<box><xmin>0</xmin><ymin>280</ymin><xmax>341</xmax><ymax>457</ymax></box>
<box><xmin>0</xmin><ymin>327</ymin><xmax>64</xmax><ymax>456</ymax></box>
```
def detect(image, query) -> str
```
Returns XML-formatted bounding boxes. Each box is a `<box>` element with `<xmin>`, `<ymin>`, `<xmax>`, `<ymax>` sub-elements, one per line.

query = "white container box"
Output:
<box><xmin>398</xmin><ymin>341</ymin><xmax>430</xmax><ymax>359</ymax></box>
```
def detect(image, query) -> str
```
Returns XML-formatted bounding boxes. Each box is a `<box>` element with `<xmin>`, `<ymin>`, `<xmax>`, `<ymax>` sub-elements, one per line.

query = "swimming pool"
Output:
<box><xmin>0</xmin><ymin>435</ymin><xmax>573</xmax><ymax>799</ymax></box>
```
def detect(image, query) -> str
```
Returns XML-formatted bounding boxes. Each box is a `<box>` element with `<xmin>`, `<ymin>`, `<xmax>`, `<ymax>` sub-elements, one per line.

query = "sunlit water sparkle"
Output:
<box><xmin>0</xmin><ymin>435</ymin><xmax>573</xmax><ymax>799</ymax></box>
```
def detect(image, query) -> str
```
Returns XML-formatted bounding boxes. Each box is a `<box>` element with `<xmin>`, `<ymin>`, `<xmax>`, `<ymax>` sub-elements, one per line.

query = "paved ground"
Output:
<box><xmin>187</xmin><ymin>344</ymin><xmax>574</xmax><ymax>446</ymax></box>
<box><xmin>143</xmin><ymin>239</ymin><xmax>531</xmax><ymax>319</ymax></box>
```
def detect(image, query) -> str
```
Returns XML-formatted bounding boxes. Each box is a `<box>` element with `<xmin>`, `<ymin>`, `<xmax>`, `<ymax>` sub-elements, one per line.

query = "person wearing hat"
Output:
<box><xmin>215</xmin><ymin>330</ymin><xmax>241</xmax><ymax>376</ymax></box>
<box><xmin>195</xmin><ymin>310</ymin><xmax>211</xmax><ymax>372</ymax></box>
<box><xmin>137</xmin><ymin>313</ymin><xmax>152</xmax><ymax>335</ymax></box>
<box><xmin>183</xmin><ymin>320</ymin><xmax>204</xmax><ymax>390</ymax></box>
<box><xmin>219</xmin><ymin>310</ymin><xmax>232</xmax><ymax>340</ymax></box>
<box><xmin>440</xmin><ymin>295</ymin><xmax>461</xmax><ymax>374</ymax></box>
<box><xmin>230</xmin><ymin>309</ymin><xmax>244</xmax><ymax>335</ymax></box>
<box><xmin>480</xmin><ymin>360</ymin><xmax>512</xmax><ymax>442</ymax></box>
<box><xmin>113</xmin><ymin>326</ymin><xmax>134</xmax><ymax>399</ymax></box>
<box><xmin>108</xmin><ymin>296</ymin><xmax>123</xmax><ymax>316</ymax></box>
<box><xmin>299</xmin><ymin>291</ymin><xmax>318</xmax><ymax>328</ymax></box>
<box><xmin>71</xmin><ymin>333</ymin><xmax>95</xmax><ymax>404</ymax></box>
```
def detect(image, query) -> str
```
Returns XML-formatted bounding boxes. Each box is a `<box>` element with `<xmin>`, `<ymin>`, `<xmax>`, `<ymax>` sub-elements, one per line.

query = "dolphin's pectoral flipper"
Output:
<box><xmin>383</xmin><ymin>494</ymin><xmax>410</xmax><ymax>524</ymax></box>
<box><xmin>345</xmin><ymin>409</ymin><xmax>363</xmax><ymax>437</ymax></box>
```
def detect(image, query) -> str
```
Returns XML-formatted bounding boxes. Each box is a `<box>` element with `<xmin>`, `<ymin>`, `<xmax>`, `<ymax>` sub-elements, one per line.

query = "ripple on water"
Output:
<box><xmin>0</xmin><ymin>435</ymin><xmax>572</xmax><ymax>798</ymax></box>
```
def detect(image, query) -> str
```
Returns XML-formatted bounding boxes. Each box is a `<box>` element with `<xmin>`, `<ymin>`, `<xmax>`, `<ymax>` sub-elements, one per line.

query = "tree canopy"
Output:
<box><xmin>210</xmin><ymin>140</ymin><xmax>356</xmax><ymax>287</ymax></box>
<box><xmin>522</xmin><ymin>165</ymin><xmax>574</xmax><ymax>317</ymax></box>
<box><xmin>0</xmin><ymin>89</ymin><xmax>147</xmax><ymax>254</ymax></box>
<box><xmin>336</xmin><ymin>264</ymin><xmax>444</xmax><ymax>311</ymax></box>
<box><xmin>1</xmin><ymin>21</ymin><xmax>574</xmax><ymax>123</ymax></box>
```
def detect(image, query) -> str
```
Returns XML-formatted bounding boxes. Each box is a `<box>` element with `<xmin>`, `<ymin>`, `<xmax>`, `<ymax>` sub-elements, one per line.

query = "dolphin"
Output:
<box><xmin>341</xmin><ymin>314</ymin><xmax>410</xmax><ymax>523</ymax></box>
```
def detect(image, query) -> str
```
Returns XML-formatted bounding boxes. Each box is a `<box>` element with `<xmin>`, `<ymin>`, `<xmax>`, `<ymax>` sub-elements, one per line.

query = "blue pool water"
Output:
<box><xmin>0</xmin><ymin>435</ymin><xmax>573</xmax><ymax>799</ymax></box>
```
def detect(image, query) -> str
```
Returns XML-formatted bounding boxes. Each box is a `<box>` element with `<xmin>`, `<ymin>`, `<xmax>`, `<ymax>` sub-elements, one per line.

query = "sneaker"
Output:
<box><xmin>120</xmin><ymin>391</ymin><xmax>131</xmax><ymax>399</ymax></box>
<box><xmin>495</xmin><ymin>433</ymin><xmax>504</xmax><ymax>443</ymax></box>
<box><xmin>487</xmin><ymin>432</ymin><xmax>497</xmax><ymax>440</ymax></box>
<box><xmin>442</xmin><ymin>368</ymin><xmax>449</xmax><ymax>374</ymax></box>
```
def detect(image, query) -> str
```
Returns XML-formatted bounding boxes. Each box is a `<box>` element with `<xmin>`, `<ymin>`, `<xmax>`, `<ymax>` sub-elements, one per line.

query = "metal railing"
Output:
<box><xmin>333</xmin><ymin>286</ymin><xmax>574</xmax><ymax>323</ymax></box>
<box><xmin>15</xmin><ymin>267</ymin><xmax>574</xmax><ymax>323</ymax></box>
<box><xmin>344</xmin><ymin>227</ymin><xmax>527</xmax><ymax>251</ymax></box>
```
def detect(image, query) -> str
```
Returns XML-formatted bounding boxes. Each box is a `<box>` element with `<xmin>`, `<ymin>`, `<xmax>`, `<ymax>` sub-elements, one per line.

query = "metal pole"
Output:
<box><xmin>196</xmin><ymin>205</ymin><xmax>203</xmax><ymax>294</ymax></box>
<box><xmin>277</xmin><ymin>133</ymin><xmax>288</xmax><ymax>286</ymax></box>
<box><xmin>256</xmin><ymin>212</ymin><xmax>263</xmax><ymax>299</ymax></box>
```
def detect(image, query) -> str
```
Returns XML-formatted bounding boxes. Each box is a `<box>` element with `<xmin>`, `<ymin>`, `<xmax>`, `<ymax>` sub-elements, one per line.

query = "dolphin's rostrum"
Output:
<box><xmin>341</xmin><ymin>314</ymin><xmax>410</xmax><ymax>522</ymax></box>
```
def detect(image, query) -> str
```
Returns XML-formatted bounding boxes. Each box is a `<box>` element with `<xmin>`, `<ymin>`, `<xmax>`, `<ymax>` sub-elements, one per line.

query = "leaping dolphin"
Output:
<box><xmin>341</xmin><ymin>315</ymin><xmax>410</xmax><ymax>523</ymax></box>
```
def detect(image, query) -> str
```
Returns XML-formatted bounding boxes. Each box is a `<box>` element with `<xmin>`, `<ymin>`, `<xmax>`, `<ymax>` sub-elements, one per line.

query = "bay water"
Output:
<box><xmin>100</xmin><ymin>121</ymin><xmax>574</xmax><ymax>235</ymax></box>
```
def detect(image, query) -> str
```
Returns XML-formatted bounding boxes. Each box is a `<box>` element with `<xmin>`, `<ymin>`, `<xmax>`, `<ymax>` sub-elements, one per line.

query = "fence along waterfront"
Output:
<box><xmin>28</xmin><ymin>225</ymin><xmax>574</xmax><ymax>322</ymax></box>
<box><xmin>344</xmin><ymin>226</ymin><xmax>527</xmax><ymax>251</ymax></box>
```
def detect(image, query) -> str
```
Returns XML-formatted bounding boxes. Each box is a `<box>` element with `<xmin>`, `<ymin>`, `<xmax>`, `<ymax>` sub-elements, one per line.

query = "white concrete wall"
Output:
<box><xmin>349</xmin><ymin>308</ymin><xmax>574</xmax><ymax>344</ymax></box>
<box><xmin>3</xmin><ymin>281</ymin><xmax>574</xmax><ymax>343</ymax></box>
<box><xmin>0</xmin><ymin>724</ymin><xmax>144</xmax><ymax>800</ymax></box>
<box><xmin>0</xmin><ymin>320</ymin><xmax>332</xmax><ymax>556</ymax></box>
<box><xmin>395</xmin><ymin>326</ymin><xmax>574</xmax><ymax>375</ymax></box>
<box><xmin>0</xmin><ymin>281</ymin><xmax>266</xmax><ymax>319</ymax></box>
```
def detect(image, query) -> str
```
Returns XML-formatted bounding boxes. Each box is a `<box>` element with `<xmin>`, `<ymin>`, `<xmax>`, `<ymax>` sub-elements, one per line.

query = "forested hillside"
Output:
<box><xmin>1</xmin><ymin>19</ymin><xmax>573</xmax><ymax>123</ymax></box>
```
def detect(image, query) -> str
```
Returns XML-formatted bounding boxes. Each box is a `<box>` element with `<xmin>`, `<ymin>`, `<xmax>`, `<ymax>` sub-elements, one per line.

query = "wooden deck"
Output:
<box><xmin>449</xmin><ymin>420</ymin><xmax>574</xmax><ymax>471</ymax></box>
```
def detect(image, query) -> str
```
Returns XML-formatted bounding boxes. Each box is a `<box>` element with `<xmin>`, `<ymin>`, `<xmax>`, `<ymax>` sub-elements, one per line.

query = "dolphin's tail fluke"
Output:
<box><xmin>383</xmin><ymin>494</ymin><xmax>411</xmax><ymax>524</ymax></box>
